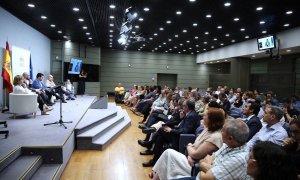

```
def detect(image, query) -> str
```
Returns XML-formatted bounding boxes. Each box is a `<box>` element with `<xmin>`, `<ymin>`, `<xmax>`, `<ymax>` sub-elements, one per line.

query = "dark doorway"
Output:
<box><xmin>157</xmin><ymin>73</ymin><xmax>177</xmax><ymax>89</ymax></box>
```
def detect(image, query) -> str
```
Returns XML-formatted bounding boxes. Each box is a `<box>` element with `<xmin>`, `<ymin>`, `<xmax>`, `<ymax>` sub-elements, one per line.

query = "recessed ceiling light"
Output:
<box><xmin>155</xmin><ymin>48</ymin><xmax>158</xmax><ymax>50</ymax></box>
<box><xmin>217</xmin><ymin>25</ymin><xmax>222</xmax><ymax>29</ymax></box>
<box><xmin>225</xmin><ymin>33</ymin><xmax>230</xmax><ymax>37</ymax></box>
<box><xmin>259</xmin><ymin>21</ymin><xmax>265</xmax><ymax>24</ymax></box>
<box><xmin>109</xmin><ymin>4</ymin><xmax>116</xmax><ymax>9</ymax></box>
<box><xmin>197</xmin><ymin>50</ymin><xmax>199</xmax><ymax>53</ymax></box>
<box><xmin>183</xmin><ymin>49</ymin><xmax>186</xmax><ymax>52</ymax></box>
<box><xmin>159</xmin><ymin>27</ymin><xmax>164</xmax><ymax>31</ymax></box>
<box><xmin>189</xmin><ymin>47</ymin><xmax>192</xmax><ymax>49</ymax></box>
<box><xmin>163</xmin><ymin>42</ymin><xmax>166</xmax><ymax>45</ymax></box>
<box><xmin>144</xmin><ymin>7</ymin><xmax>150</xmax><ymax>12</ymax></box>
<box><xmin>220</xmin><ymin>43</ymin><xmax>224</xmax><ymax>46</ymax></box>
<box><xmin>252</xmin><ymin>55</ymin><xmax>256</xmax><ymax>58</ymax></box>
<box><xmin>195</xmin><ymin>45</ymin><xmax>199</xmax><ymax>47</ymax></box>
<box><xmin>109</xmin><ymin>39</ymin><xmax>112</xmax><ymax>41</ymax></box>
<box><xmin>166</xmin><ymin>20</ymin><xmax>172</xmax><ymax>24</ymax></box>
<box><xmin>73</xmin><ymin>7</ymin><xmax>79</xmax><ymax>11</ymax></box>
<box><xmin>203</xmin><ymin>48</ymin><xmax>206</xmax><ymax>51</ymax></box>
<box><xmin>180</xmin><ymin>44</ymin><xmax>183</xmax><ymax>46</ymax></box>
<box><xmin>83</xmin><ymin>26</ymin><xmax>87</xmax><ymax>29</ymax></box>
<box><xmin>174</xmin><ymin>34</ymin><xmax>179</xmax><ymax>38</ymax></box>
<box><xmin>41</xmin><ymin>15</ymin><xmax>47</xmax><ymax>19</ymax></box>
<box><xmin>286</xmin><ymin>10</ymin><xmax>293</xmax><ymax>15</ymax></box>
<box><xmin>50</xmin><ymin>24</ymin><xmax>56</xmax><ymax>27</ymax></box>
<box><xmin>78</xmin><ymin>18</ymin><xmax>84</xmax><ymax>22</ymax></box>
<box><xmin>149</xmin><ymin>37</ymin><xmax>153</xmax><ymax>40</ymax></box>
<box><xmin>57</xmin><ymin>30</ymin><xmax>62</xmax><ymax>34</ymax></box>
<box><xmin>245</xmin><ymin>36</ymin><xmax>249</xmax><ymax>39</ymax></box>
<box><xmin>139</xmin><ymin>18</ymin><xmax>144</xmax><ymax>21</ymax></box>
<box><xmin>211</xmin><ymin>46</ymin><xmax>214</xmax><ymax>49</ymax></box>
<box><xmin>193</xmin><ymin>23</ymin><xmax>198</xmax><ymax>27</ymax></box>
<box><xmin>240</xmin><ymin>28</ymin><xmax>245</xmax><ymax>31</ymax></box>
<box><xmin>154</xmin><ymin>33</ymin><xmax>158</xmax><ymax>36</ymax></box>
<box><xmin>168</xmin><ymin>39</ymin><xmax>172</xmax><ymax>41</ymax></box>
<box><xmin>204</xmin><ymin>42</ymin><xmax>207</xmax><ymax>44</ymax></box>
<box><xmin>224</xmin><ymin>2</ymin><xmax>231</xmax><ymax>7</ymax></box>
<box><xmin>63</xmin><ymin>36</ymin><xmax>68</xmax><ymax>39</ymax></box>
<box><xmin>189</xmin><ymin>0</ymin><xmax>196</xmax><ymax>2</ymax></box>
<box><xmin>213</xmin><ymin>38</ymin><xmax>217</xmax><ymax>41</ymax></box>
<box><xmin>186</xmin><ymin>40</ymin><xmax>190</xmax><ymax>43</ymax></box>
<box><xmin>284</xmin><ymin>24</ymin><xmax>290</xmax><ymax>27</ymax></box>
<box><xmin>204</xmin><ymin>32</ymin><xmax>209</xmax><ymax>35</ymax></box>
<box><xmin>109</xmin><ymin>35</ymin><xmax>113</xmax><ymax>37</ymax></box>
<box><xmin>109</xmin><ymin>23</ymin><xmax>114</xmax><ymax>27</ymax></box>
<box><xmin>191</xmin><ymin>52</ymin><xmax>194</xmax><ymax>54</ymax></box>
<box><xmin>28</xmin><ymin>3</ymin><xmax>35</xmax><ymax>8</ymax></box>
<box><xmin>109</xmin><ymin>16</ymin><xmax>114</xmax><ymax>19</ymax></box>
<box><xmin>217</xmin><ymin>61</ymin><xmax>220</xmax><ymax>63</ymax></box>
<box><xmin>256</xmin><ymin>7</ymin><xmax>263</xmax><ymax>11</ymax></box>
<box><xmin>286</xmin><ymin>49</ymin><xmax>291</xmax><ymax>52</ymax></box>
<box><xmin>109</xmin><ymin>42</ymin><xmax>112</xmax><ymax>45</ymax></box>
<box><xmin>176</xmin><ymin>11</ymin><xmax>182</xmax><ymax>15</ymax></box>
<box><xmin>231</xmin><ymin>39</ymin><xmax>235</xmax><ymax>42</ymax></box>
<box><xmin>234</xmin><ymin>17</ymin><xmax>239</xmax><ymax>21</ymax></box>
<box><xmin>132</xmin><ymin>31</ymin><xmax>136</xmax><ymax>34</ymax></box>
<box><xmin>135</xmin><ymin>25</ymin><xmax>139</xmax><ymax>28</ymax></box>
<box><xmin>169</xmin><ymin>48</ymin><xmax>172</xmax><ymax>51</ymax></box>
<box><xmin>165</xmin><ymin>51</ymin><xmax>168</xmax><ymax>53</ymax></box>
<box><xmin>206</xmin><ymin>14</ymin><xmax>212</xmax><ymax>18</ymax></box>
<box><xmin>109</xmin><ymin>30</ymin><xmax>113</xmax><ymax>33</ymax></box>
<box><xmin>195</xmin><ymin>36</ymin><xmax>199</xmax><ymax>39</ymax></box>
<box><xmin>174</xmin><ymin>46</ymin><xmax>177</xmax><ymax>49</ymax></box>
<box><xmin>178</xmin><ymin>52</ymin><xmax>181</xmax><ymax>54</ymax></box>
<box><xmin>182</xmin><ymin>29</ymin><xmax>187</xmax><ymax>33</ymax></box>
<box><xmin>262</xmin><ymin>30</ymin><xmax>267</xmax><ymax>34</ymax></box>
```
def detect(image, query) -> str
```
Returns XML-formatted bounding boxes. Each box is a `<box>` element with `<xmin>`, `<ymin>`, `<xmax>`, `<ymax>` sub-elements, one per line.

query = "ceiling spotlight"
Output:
<box><xmin>186</xmin><ymin>40</ymin><xmax>190</xmax><ymax>43</ymax></box>
<box><xmin>189</xmin><ymin>0</ymin><xmax>196</xmax><ymax>2</ymax></box>
<box><xmin>154</xmin><ymin>33</ymin><xmax>158</xmax><ymax>36</ymax></box>
<box><xmin>28</xmin><ymin>3</ymin><xmax>35</xmax><ymax>8</ymax></box>
<box><xmin>109</xmin><ymin>30</ymin><xmax>113</xmax><ymax>32</ymax></box>
<box><xmin>195</xmin><ymin>36</ymin><xmax>199</xmax><ymax>39</ymax></box>
<box><xmin>214</xmin><ymin>38</ymin><xmax>217</xmax><ymax>41</ymax></box>
<box><xmin>174</xmin><ymin>46</ymin><xmax>177</xmax><ymax>49</ymax></box>
<box><xmin>166</xmin><ymin>20</ymin><xmax>172</xmax><ymax>24</ymax></box>
<box><xmin>224</xmin><ymin>2</ymin><xmax>231</xmax><ymax>7</ymax></box>
<box><xmin>284</xmin><ymin>24</ymin><xmax>290</xmax><ymax>27</ymax></box>
<box><xmin>109</xmin><ymin>4</ymin><xmax>116</xmax><ymax>9</ymax></box>
<box><xmin>182</xmin><ymin>29</ymin><xmax>187</xmax><ymax>33</ymax></box>
<box><xmin>183</xmin><ymin>49</ymin><xmax>186</xmax><ymax>52</ymax></box>
<box><xmin>57</xmin><ymin>31</ymin><xmax>62</xmax><ymax>33</ymax></box>
<box><xmin>78</xmin><ymin>18</ymin><xmax>84</xmax><ymax>22</ymax></box>
<box><xmin>203</xmin><ymin>48</ymin><xmax>206</xmax><ymax>51</ymax></box>
<box><xmin>225</xmin><ymin>59</ymin><xmax>228</xmax><ymax>61</ymax></box>
<box><xmin>245</xmin><ymin>36</ymin><xmax>249</xmax><ymax>39</ymax></box>
<box><xmin>217</xmin><ymin>25</ymin><xmax>222</xmax><ymax>29</ymax></box>
<box><xmin>259</xmin><ymin>21</ymin><xmax>265</xmax><ymax>24</ymax></box>
<box><xmin>206</xmin><ymin>14</ymin><xmax>212</xmax><ymax>18</ymax></box>
<box><xmin>163</xmin><ymin>42</ymin><xmax>166</xmax><ymax>45</ymax></box>
<box><xmin>165</xmin><ymin>51</ymin><xmax>168</xmax><ymax>53</ymax></box>
<box><xmin>178</xmin><ymin>52</ymin><xmax>181</xmax><ymax>54</ymax></box>
<box><xmin>73</xmin><ymin>7</ymin><xmax>79</xmax><ymax>11</ymax></box>
<box><xmin>139</xmin><ymin>18</ymin><xmax>144</xmax><ymax>21</ymax></box>
<box><xmin>193</xmin><ymin>23</ymin><xmax>198</xmax><ymax>27</ymax></box>
<box><xmin>149</xmin><ymin>37</ymin><xmax>153</xmax><ymax>40</ymax></box>
<box><xmin>256</xmin><ymin>7</ymin><xmax>263</xmax><ymax>11</ymax></box>
<box><xmin>220</xmin><ymin>43</ymin><xmax>224</xmax><ymax>46</ymax></box>
<box><xmin>135</xmin><ymin>25</ymin><xmax>139</xmax><ymax>28</ymax></box>
<box><xmin>225</xmin><ymin>33</ymin><xmax>230</xmax><ymax>37</ymax></box>
<box><xmin>240</xmin><ymin>28</ymin><xmax>245</xmax><ymax>31</ymax></box>
<box><xmin>262</xmin><ymin>30</ymin><xmax>267</xmax><ymax>34</ymax></box>
<box><xmin>83</xmin><ymin>26</ymin><xmax>87</xmax><ymax>29</ymax></box>
<box><xmin>176</xmin><ymin>11</ymin><xmax>182</xmax><ymax>15</ymax></box>
<box><xmin>286</xmin><ymin>10</ymin><xmax>293</xmax><ymax>15</ymax></box>
<box><xmin>109</xmin><ymin>23</ymin><xmax>114</xmax><ymax>27</ymax></box>
<box><xmin>50</xmin><ymin>24</ymin><xmax>56</xmax><ymax>27</ymax></box>
<box><xmin>204</xmin><ymin>31</ymin><xmax>209</xmax><ymax>35</ymax></box>
<box><xmin>144</xmin><ymin>7</ymin><xmax>150</xmax><ymax>11</ymax></box>
<box><xmin>109</xmin><ymin>39</ymin><xmax>112</xmax><ymax>41</ymax></box>
<box><xmin>231</xmin><ymin>39</ymin><xmax>235</xmax><ymax>42</ymax></box>
<box><xmin>168</xmin><ymin>39</ymin><xmax>172</xmax><ymax>41</ymax></box>
<box><xmin>189</xmin><ymin>47</ymin><xmax>192</xmax><ymax>49</ymax></box>
<box><xmin>204</xmin><ymin>42</ymin><xmax>207</xmax><ymax>44</ymax></box>
<box><xmin>41</xmin><ymin>15</ymin><xmax>47</xmax><ymax>19</ymax></box>
<box><xmin>109</xmin><ymin>16</ymin><xmax>115</xmax><ymax>19</ymax></box>
<box><xmin>88</xmin><ymin>37</ymin><xmax>92</xmax><ymax>40</ymax></box>
<box><xmin>109</xmin><ymin>35</ymin><xmax>113</xmax><ymax>37</ymax></box>
<box><xmin>174</xmin><ymin>34</ymin><xmax>179</xmax><ymax>38</ymax></box>
<box><xmin>211</xmin><ymin>46</ymin><xmax>214</xmax><ymax>48</ymax></box>
<box><xmin>180</xmin><ymin>44</ymin><xmax>183</xmax><ymax>46</ymax></box>
<box><xmin>234</xmin><ymin>17</ymin><xmax>239</xmax><ymax>21</ymax></box>
<box><xmin>159</xmin><ymin>27</ymin><xmax>164</xmax><ymax>31</ymax></box>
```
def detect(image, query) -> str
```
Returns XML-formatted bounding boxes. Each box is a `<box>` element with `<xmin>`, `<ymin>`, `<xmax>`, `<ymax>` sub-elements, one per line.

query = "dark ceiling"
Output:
<box><xmin>0</xmin><ymin>0</ymin><xmax>299</xmax><ymax>55</ymax></box>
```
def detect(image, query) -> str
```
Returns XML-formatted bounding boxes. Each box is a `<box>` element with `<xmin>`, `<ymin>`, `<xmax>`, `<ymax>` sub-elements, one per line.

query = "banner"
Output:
<box><xmin>1</xmin><ymin>41</ymin><xmax>13</xmax><ymax>93</ymax></box>
<box><xmin>11</xmin><ymin>45</ymin><xmax>30</xmax><ymax>79</ymax></box>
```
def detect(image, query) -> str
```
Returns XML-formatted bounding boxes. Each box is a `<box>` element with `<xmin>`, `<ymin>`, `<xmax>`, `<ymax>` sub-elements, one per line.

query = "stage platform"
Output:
<box><xmin>0</xmin><ymin>95</ymin><xmax>131</xmax><ymax>180</ymax></box>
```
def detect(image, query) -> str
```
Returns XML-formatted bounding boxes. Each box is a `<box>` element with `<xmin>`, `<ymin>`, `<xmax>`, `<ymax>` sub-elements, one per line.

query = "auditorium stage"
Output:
<box><xmin>0</xmin><ymin>95</ymin><xmax>97</xmax><ymax>160</ymax></box>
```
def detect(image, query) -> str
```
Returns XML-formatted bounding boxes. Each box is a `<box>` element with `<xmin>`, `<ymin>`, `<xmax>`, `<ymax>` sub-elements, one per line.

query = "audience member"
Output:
<box><xmin>114</xmin><ymin>83</ymin><xmax>125</xmax><ymax>103</ymax></box>
<box><xmin>242</xmin><ymin>102</ymin><xmax>262</xmax><ymax>141</ymax></box>
<box><xmin>247</xmin><ymin>105</ymin><xmax>288</xmax><ymax>150</ymax></box>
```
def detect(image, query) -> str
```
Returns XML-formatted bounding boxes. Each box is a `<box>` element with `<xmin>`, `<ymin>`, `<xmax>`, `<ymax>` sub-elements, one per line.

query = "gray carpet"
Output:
<box><xmin>0</xmin><ymin>95</ymin><xmax>97</xmax><ymax>161</ymax></box>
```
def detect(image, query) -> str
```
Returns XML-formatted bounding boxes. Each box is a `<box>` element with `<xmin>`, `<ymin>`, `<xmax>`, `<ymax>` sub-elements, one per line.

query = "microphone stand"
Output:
<box><xmin>44</xmin><ymin>87</ymin><xmax>72</xmax><ymax>129</ymax></box>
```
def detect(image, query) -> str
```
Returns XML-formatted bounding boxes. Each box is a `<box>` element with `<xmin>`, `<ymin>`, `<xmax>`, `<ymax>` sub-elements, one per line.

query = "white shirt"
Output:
<box><xmin>13</xmin><ymin>85</ymin><xmax>33</xmax><ymax>94</ymax></box>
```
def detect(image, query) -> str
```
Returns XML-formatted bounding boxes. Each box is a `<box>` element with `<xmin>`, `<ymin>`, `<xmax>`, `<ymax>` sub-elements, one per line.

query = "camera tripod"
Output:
<box><xmin>44</xmin><ymin>87</ymin><xmax>72</xmax><ymax>129</ymax></box>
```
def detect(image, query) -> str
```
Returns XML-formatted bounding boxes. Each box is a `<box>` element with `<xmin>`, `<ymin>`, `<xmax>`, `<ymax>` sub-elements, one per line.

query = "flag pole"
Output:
<box><xmin>2</xmin><ymin>88</ymin><xmax>9</xmax><ymax>113</ymax></box>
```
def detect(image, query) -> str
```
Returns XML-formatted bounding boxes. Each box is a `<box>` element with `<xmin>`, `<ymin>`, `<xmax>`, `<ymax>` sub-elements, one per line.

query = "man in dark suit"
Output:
<box><xmin>243</xmin><ymin>102</ymin><xmax>262</xmax><ymax>141</ymax></box>
<box><xmin>139</xmin><ymin>99</ymin><xmax>199</xmax><ymax>167</ymax></box>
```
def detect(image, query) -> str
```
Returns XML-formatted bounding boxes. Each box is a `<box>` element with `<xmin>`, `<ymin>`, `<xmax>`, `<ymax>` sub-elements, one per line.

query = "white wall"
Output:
<box><xmin>196</xmin><ymin>27</ymin><xmax>300</xmax><ymax>63</ymax></box>
<box><xmin>0</xmin><ymin>7</ymin><xmax>51</xmax><ymax>108</ymax></box>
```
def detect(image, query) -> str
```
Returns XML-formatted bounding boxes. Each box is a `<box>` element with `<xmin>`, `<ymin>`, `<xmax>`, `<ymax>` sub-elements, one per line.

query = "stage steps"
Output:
<box><xmin>0</xmin><ymin>155</ymin><xmax>42</xmax><ymax>180</ymax></box>
<box><xmin>76</xmin><ymin>103</ymin><xmax>131</xmax><ymax>150</ymax></box>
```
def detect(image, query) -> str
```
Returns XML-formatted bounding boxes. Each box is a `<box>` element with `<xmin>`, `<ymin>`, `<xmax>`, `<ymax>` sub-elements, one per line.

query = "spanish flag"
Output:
<box><xmin>1</xmin><ymin>41</ymin><xmax>13</xmax><ymax>93</ymax></box>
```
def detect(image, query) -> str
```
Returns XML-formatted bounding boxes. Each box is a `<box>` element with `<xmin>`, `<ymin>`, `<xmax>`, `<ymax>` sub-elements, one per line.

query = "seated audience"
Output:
<box><xmin>114</xmin><ymin>83</ymin><xmax>125</xmax><ymax>103</ymax></box>
<box><xmin>242</xmin><ymin>102</ymin><xmax>262</xmax><ymax>141</ymax></box>
<box><xmin>13</xmin><ymin>75</ymin><xmax>52</xmax><ymax>115</ymax></box>
<box><xmin>139</xmin><ymin>100</ymin><xmax>199</xmax><ymax>167</ymax></box>
<box><xmin>171</xmin><ymin>119</ymin><xmax>250</xmax><ymax>180</ymax></box>
<box><xmin>150</xmin><ymin>107</ymin><xmax>225</xmax><ymax>180</ymax></box>
<box><xmin>46</xmin><ymin>74</ymin><xmax>67</xmax><ymax>103</ymax></box>
<box><xmin>284</xmin><ymin>117</ymin><xmax>300</xmax><ymax>178</ymax></box>
<box><xmin>282</xmin><ymin>98</ymin><xmax>300</xmax><ymax>123</ymax></box>
<box><xmin>64</xmin><ymin>79</ymin><xmax>76</xmax><ymax>100</ymax></box>
<box><xmin>247</xmin><ymin>105</ymin><xmax>288</xmax><ymax>150</ymax></box>
<box><xmin>32</xmin><ymin>73</ymin><xmax>54</xmax><ymax>104</ymax></box>
<box><xmin>247</xmin><ymin>141</ymin><xmax>297</xmax><ymax>180</ymax></box>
